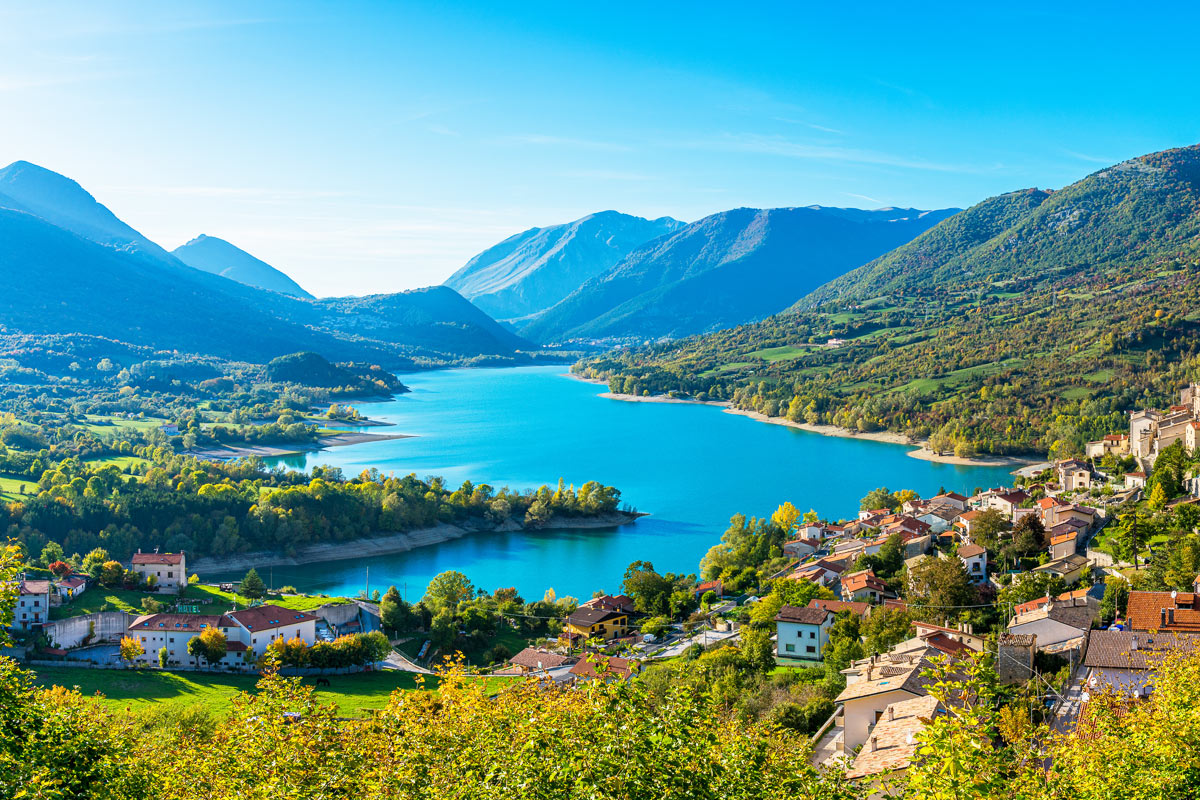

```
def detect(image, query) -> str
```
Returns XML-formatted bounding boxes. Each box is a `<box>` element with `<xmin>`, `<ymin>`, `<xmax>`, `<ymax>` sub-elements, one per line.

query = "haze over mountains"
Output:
<box><xmin>173</xmin><ymin>234</ymin><xmax>313</xmax><ymax>298</ymax></box>
<box><xmin>444</xmin><ymin>211</ymin><xmax>683</xmax><ymax>321</ymax></box>
<box><xmin>0</xmin><ymin>161</ymin><xmax>531</xmax><ymax>366</ymax></box>
<box><xmin>517</xmin><ymin>206</ymin><xmax>958</xmax><ymax>343</ymax></box>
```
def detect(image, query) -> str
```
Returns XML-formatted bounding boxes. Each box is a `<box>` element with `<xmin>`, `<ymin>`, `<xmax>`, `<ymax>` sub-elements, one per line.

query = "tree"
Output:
<box><xmin>79</xmin><ymin>548</ymin><xmax>109</xmax><ymax>577</ymax></box>
<box><xmin>1117</xmin><ymin>511</ymin><xmax>1148</xmax><ymax>570</ymax></box>
<box><xmin>188</xmin><ymin>627</ymin><xmax>227</xmax><ymax>667</ymax></box>
<box><xmin>423</xmin><ymin>571</ymin><xmax>475</xmax><ymax>615</ymax></box>
<box><xmin>823</xmin><ymin>613</ymin><xmax>864</xmax><ymax>671</ymax></box>
<box><xmin>141</xmin><ymin>597</ymin><xmax>165</xmax><ymax>614</ymax></box>
<box><xmin>907</xmin><ymin>557</ymin><xmax>975</xmax><ymax>623</ymax></box>
<box><xmin>972</xmin><ymin>509</ymin><xmax>1011</xmax><ymax>550</ymax></box>
<box><xmin>158</xmin><ymin>646</ymin><xmax>169</xmax><ymax>668</ymax></box>
<box><xmin>860</xmin><ymin>487</ymin><xmax>899</xmax><ymax>512</ymax></box>
<box><xmin>47</xmin><ymin>560</ymin><xmax>72</xmax><ymax>578</ymax></box>
<box><xmin>770</xmin><ymin>502</ymin><xmax>799</xmax><ymax>534</ymax></box>
<box><xmin>700</xmin><ymin>590</ymin><xmax>717</xmax><ymax>608</ymax></box>
<box><xmin>99</xmin><ymin>561</ymin><xmax>125</xmax><ymax>588</ymax></box>
<box><xmin>1010</xmin><ymin>514</ymin><xmax>1046</xmax><ymax>558</ymax></box>
<box><xmin>997</xmin><ymin>571</ymin><xmax>1065</xmax><ymax>610</ymax></box>
<box><xmin>640</xmin><ymin>616</ymin><xmax>669</xmax><ymax>639</ymax></box>
<box><xmin>119</xmin><ymin>636</ymin><xmax>144</xmax><ymax>664</ymax></box>
<box><xmin>860</xmin><ymin>607</ymin><xmax>913</xmax><ymax>655</ymax></box>
<box><xmin>39</xmin><ymin>541</ymin><xmax>64</xmax><ymax>567</ymax></box>
<box><xmin>739</xmin><ymin>626</ymin><xmax>776</xmax><ymax>673</ymax></box>
<box><xmin>240</xmin><ymin>568</ymin><xmax>266</xmax><ymax>598</ymax></box>
<box><xmin>1100</xmin><ymin>576</ymin><xmax>1130</xmax><ymax>623</ymax></box>
<box><xmin>380</xmin><ymin>585</ymin><xmax>413</xmax><ymax>633</ymax></box>
<box><xmin>1148</xmin><ymin>481</ymin><xmax>1168</xmax><ymax>511</ymax></box>
<box><xmin>621</xmin><ymin>561</ymin><xmax>674</xmax><ymax>617</ymax></box>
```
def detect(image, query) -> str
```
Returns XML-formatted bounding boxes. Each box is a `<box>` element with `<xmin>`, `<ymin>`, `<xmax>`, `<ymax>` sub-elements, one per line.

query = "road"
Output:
<box><xmin>650</xmin><ymin>626</ymin><xmax>740</xmax><ymax>658</ymax></box>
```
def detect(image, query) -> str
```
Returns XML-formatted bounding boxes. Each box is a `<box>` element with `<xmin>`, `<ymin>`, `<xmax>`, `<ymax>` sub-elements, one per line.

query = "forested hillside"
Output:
<box><xmin>578</xmin><ymin>145</ymin><xmax>1200</xmax><ymax>457</ymax></box>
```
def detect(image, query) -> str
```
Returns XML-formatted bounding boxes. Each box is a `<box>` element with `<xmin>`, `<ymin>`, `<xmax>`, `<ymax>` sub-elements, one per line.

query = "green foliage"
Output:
<box><xmin>239</xmin><ymin>568</ymin><xmax>266</xmax><ymax>599</ymax></box>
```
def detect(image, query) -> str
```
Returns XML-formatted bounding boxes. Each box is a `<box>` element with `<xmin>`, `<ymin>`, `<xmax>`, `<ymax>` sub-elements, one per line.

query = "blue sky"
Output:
<box><xmin>1</xmin><ymin>1</ymin><xmax>1198</xmax><ymax>296</ymax></box>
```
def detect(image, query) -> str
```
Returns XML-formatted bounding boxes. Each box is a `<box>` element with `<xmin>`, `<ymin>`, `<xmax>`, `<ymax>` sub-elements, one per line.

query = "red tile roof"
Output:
<box><xmin>131</xmin><ymin>552</ymin><xmax>184</xmax><ymax>565</ymax></box>
<box><xmin>808</xmin><ymin>598</ymin><xmax>871</xmax><ymax>617</ymax></box>
<box><xmin>957</xmin><ymin>543</ymin><xmax>986</xmax><ymax>558</ymax></box>
<box><xmin>569</xmin><ymin>655</ymin><xmax>638</xmax><ymax>680</ymax></box>
<box><xmin>229</xmin><ymin>604</ymin><xmax>317</xmax><ymax>632</ymax></box>
<box><xmin>1126</xmin><ymin>591</ymin><xmax>1200</xmax><ymax>632</ymax></box>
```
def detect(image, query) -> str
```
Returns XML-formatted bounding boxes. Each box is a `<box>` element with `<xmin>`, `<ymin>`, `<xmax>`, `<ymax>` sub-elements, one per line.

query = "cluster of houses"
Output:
<box><xmin>126</xmin><ymin>604</ymin><xmax>319</xmax><ymax>668</ymax></box>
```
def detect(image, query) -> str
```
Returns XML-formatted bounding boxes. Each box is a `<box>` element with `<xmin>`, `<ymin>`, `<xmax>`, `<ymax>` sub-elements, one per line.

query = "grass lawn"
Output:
<box><xmin>81</xmin><ymin>415</ymin><xmax>167</xmax><ymax>434</ymax></box>
<box><xmin>83</xmin><ymin>455</ymin><xmax>150</xmax><ymax>471</ymax></box>
<box><xmin>744</xmin><ymin>345</ymin><xmax>810</xmax><ymax>362</ymax></box>
<box><xmin>52</xmin><ymin>583</ymin><xmax>350</xmax><ymax>619</ymax></box>
<box><xmin>0</xmin><ymin>474</ymin><xmax>32</xmax><ymax>501</ymax></box>
<box><xmin>28</xmin><ymin>664</ymin><xmax>430</xmax><ymax>717</ymax></box>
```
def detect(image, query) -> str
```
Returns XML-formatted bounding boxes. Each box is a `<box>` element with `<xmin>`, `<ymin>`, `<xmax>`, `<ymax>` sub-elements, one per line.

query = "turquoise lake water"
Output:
<box><xmin>255</xmin><ymin>365</ymin><xmax>1015</xmax><ymax>601</ymax></box>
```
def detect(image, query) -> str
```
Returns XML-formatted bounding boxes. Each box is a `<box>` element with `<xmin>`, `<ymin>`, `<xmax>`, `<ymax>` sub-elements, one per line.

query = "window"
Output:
<box><xmin>785</xmin><ymin>644</ymin><xmax>795</xmax><ymax>653</ymax></box>
<box><xmin>167</xmin><ymin>572</ymin><xmax>174</xmax><ymax>578</ymax></box>
<box><xmin>806</xmin><ymin>646</ymin><xmax>816</xmax><ymax>654</ymax></box>
<box><xmin>875</xmin><ymin>710</ymin><xmax>884</xmax><ymax>722</ymax></box>
<box><xmin>809</xmin><ymin>631</ymin><xmax>816</xmax><ymax>639</ymax></box>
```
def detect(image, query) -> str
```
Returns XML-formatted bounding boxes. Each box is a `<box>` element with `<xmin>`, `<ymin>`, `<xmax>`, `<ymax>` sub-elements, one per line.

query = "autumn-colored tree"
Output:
<box><xmin>119</xmin><ymin>636</ymin><xmax>144</xmax><ymax>664</ymax></box>
<box><xmin>771</xmin><ymin>501</ymin><xmax>800</xmax><ymax>534</ymax></box>
<box><xmin>47</xmin><ymin>560</ymin><xmax>72</xmax><ymax>578</ymax></box>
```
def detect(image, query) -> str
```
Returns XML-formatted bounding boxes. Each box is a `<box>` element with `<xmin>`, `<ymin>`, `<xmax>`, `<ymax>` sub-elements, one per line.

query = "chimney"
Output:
<box><xmin>887</xmin><ymin>705</ymin><xmax>895</xmax><ymax>721</ymax></box>
<box><xmin>1163</xmin><ymin>608</ymin><xmax>1168</xmax><ymax>627</ymax></box>
<box><xmin>1169</xmin><ymin>608</ymin><xmax>1176</xmax><ymax>625</ymax></box>
<box><xmin>869</xmin><ymin>736</ymin><xmax>878</xmax><ymax>752</ymax></box>
<box><xmin>1131</xmin><ymin>635</ymin><xmax>1139</xmax><ymax>651</ymax></box>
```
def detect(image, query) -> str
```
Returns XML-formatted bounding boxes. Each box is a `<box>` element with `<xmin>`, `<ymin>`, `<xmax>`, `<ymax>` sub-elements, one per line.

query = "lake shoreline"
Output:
<box><xmin>572</xmin><ymin>375</ymin><xmax>1035</xmax><ymax>469</ymax></box>
<box><xmin>190</xmin><ymin>510</ymin><xmax>646</xmax><ymax>575</ymax></box>
<box><xmin>186</xmin><ymin>431</ymin><xmax>413</xmax><ymax>461</ymax></box>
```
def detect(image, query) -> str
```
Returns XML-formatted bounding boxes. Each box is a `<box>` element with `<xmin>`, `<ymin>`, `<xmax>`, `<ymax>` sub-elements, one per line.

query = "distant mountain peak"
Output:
<box><xmin>172</xmin><ymin>234</ymin><xmax>313</xmax><ymax>299</ymax></box>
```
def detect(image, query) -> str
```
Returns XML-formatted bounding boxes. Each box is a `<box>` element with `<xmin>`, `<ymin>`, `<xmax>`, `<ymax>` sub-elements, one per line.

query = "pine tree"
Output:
<box><xmin>240</xmin><ymin>568</ymin><xmax>266</xmax><ymax>598</ymax></box>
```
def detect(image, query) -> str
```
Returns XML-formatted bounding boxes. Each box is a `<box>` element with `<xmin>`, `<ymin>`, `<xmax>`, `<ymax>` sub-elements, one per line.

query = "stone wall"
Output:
<box><xmin>997</xmin><ymin>633</ymin><xmax>1036</xmax><ymax>685</ymax></box>
<box><xmin>45</xmin><ymin>611</ymin><xmax>136</xmax><ymax>649</ymax></box>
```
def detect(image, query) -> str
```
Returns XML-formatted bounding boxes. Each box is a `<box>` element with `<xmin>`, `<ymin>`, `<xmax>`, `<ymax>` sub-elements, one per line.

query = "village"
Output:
<box><xmin>7</xmin><ymin>384</ymin><xmax>1200</xmax><ymax>790</ymax></box>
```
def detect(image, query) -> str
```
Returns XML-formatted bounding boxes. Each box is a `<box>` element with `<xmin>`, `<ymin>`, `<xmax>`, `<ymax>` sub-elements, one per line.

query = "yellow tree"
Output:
<box><xmin>771</xmin><ymin>502</ymin><xmax>800</xmax><ymax>534</ymax></box>
<box><xmin>119</xmin><ymin>636</ymin><xmax>144</xmax><ymax>664</ymax></box>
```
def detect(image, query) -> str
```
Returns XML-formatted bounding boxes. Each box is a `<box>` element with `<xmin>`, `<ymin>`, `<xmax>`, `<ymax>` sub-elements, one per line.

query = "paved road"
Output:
<box><xmin>651</xmin><ymin>627</ymin><xmax>740</xmax><ymax>658</ymax></box>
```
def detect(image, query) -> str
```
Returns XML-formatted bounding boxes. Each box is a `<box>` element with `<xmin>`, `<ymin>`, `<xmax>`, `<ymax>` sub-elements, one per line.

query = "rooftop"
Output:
<box><xmin>1083</xmin><ymin>630</ymin><xmax>1200</xmax><ymax>670</ymax></box>
<box><xmin>846</xmin><ymin>695</ymin><xmax>940</xmax><ymax>780</ymax></box>
<box><xmin>131</xmin><ymin>552</ymin><xmax>184</xmax><ymax>565</ymax></box>
<box><xmin>775</xmin><ymin>605</ymin><xmax>831</xmax><ymax>625</ymax></box>
<box><xmin>229</xmin><ymin>604</ymin><xmax>317</xmax><ymax>632</ymax></box>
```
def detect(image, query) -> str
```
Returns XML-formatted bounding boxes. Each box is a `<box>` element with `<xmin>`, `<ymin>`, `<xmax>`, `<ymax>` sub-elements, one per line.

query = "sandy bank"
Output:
<box><xmin>588</xmin><ymin>384</ymin><xmax>1033</xmax><ymax>468</ymax></box>
<box><xmin>189</xmin><ymin>511</ymin><xmax>645</xmax><ymax>575</ymax></box>
<box><xmin>186</xmin><ymin>432</ymin><xmax>412</xmax><ymax>462</ymax></box>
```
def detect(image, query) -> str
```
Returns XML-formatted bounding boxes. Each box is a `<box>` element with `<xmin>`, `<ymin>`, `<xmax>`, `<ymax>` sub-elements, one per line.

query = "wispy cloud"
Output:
<box><xmin>773</xmin><ymin>117</ymin><xmax>845</xmax><ymax>136</ymax></box>
<box><xmin>426</xmin><ymin>124</ymin><xmax>460</xmax><ymax>137</ymax></box>
<box><xmin>842</xmin><ymin>191</ymin><xmax>883</xmax><ymax>205</ymax></box>
<box><xmin>1062</xmin><ymin>149</ymin><xmax>1115</xmax><ymax>164</ymax></box>
<box><xmin>506</xmin><ymin>133</ymin><xmax>632</xmax><ymax>152</ymax></box>
<box><xmin>692</xmin><ymin>133</ymin><xmax>985</xmax><ymax>174</ymax></box>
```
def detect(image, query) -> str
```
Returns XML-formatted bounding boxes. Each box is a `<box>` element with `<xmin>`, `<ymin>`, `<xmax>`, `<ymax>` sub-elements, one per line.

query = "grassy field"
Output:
<box><xmin>28</xmin><ymin>665</ymin><xmax>432</xmax><ymax>716</ymax></box>
<box><xmin>83</xmin><ymin>455</ymin><xmax>150</xmax><ymax>471</ymax></box>
<box><xmin>0</xmin><ymin>474</ymin><xmax>31</xmax><ymax>501</ymax></box>
<box><xmin>81</xmin><ymin>415</ymin><xmax>167</xmax><ymax>434</ymax></box>
<box><xmin>51</xmin><ymin>583</ymin><xmax>351</xmax><ymax>619</ymax></box>
<box><xmin>744</xmin><ymin>345</ymin><xmax>810</xmax><ymax>362</ymax></box>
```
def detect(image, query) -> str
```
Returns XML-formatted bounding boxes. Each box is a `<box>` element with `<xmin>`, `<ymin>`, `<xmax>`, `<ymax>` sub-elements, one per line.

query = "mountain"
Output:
<box><xmin>0</xmin><ymin>160</ymin><xmax>175</xmax><ymax>261</ymax></box>
<box><xmin>173</xmin><ymin>234</ymin><xmax>313</xmax><ymax>298</ymax></box>
<box><xmin>0</xmin><ymin>161</ymin><xmax>535</xmax><ymax>366</ymax></box>
<box><xmin>520</xmin><ymin>206</ymin><xmax>958</xmax><ymax>343</ymax></box>
<box><xmin>799</xmin><ymin>145</ymin><xmax>1200</xmax><ymax>308</ymax></box>
<box><xmin>577</xmin><ymin>143</ymin><xmax>1200</xmax><ymax>456</ymax></box>
<box><xmin>444</xmin><ymin>211</ymin><xmax>683</xmax><ymax>320</ymax></box>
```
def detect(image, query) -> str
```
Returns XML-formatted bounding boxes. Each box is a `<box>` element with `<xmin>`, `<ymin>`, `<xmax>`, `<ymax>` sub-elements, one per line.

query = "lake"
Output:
<box><xmin>257</xmin><ymin>365</ymin><xmax>1016</xmax><ymax>601</ymax></box>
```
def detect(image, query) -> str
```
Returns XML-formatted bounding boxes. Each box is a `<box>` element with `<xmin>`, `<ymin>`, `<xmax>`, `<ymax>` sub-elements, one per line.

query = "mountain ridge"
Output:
<box><xmin>173</xmin><ymin>234</ymin><xmax>313</xmax><ymax>298</ymax></box>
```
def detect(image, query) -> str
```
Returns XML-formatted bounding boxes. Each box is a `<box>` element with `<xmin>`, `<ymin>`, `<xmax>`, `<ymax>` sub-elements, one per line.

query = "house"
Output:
<box><xmin>930</xmin><ymin>492</ymin><xmax>968</xmax><ymax>511</ymax></box>
<box><xmin>796</xmin><ymin>523</ymin><xmax>825</xmax><ymax>542</ymax></box>
<box><xmin>693</xmin><ymin>579</ymin><xmax>724</xmax><ymax>599</ymax></box>
<box><xmin>1085</xmin><ymin>434</ymin><xmax>1131</xmax><ymax>459</ymax></box>
<box><xmin>506</xmin><ymin>647</ymin><xmax>575</xmax><ymax>676</ymax></box>
<box><xmin>809</xmin><ymin>598</ymin><xmax>872</xmax><ymax>618</ymax></box>
<box><xmin>1056</xmin><ymin>459</ymin><xmax>1093</xmax><ymax>492</ymax></box>
<box><xmin>903</xmin><ymin>535</ymin><xmax>932</xmax><ymax>559</ymax></box>
<box><xmin>954</xmin><ymin>510</ymin><xmax>983</xmax><ymax>542</ymax></box>
<box><xmin>128</xmin><ymin>612</ymin><xmax>247</xmax><ymax>668</ymax></box>
<box><xmin>910</xmin><ymin>621</ymin><xmax>986</xmax><ymax>652</ymax></box>
<box><xmin>1082</xmin><ymin>629</ymin><xmax>1200</xmax><ymax>697</ymax></box>
<box><xmin>227</xmin><ymin>604</ymin><xmax>318</xmax><ymax>658</ymax></box>
<box><xmin>775</xmin><ymin>604</ymin><xmax>833</xmax><ymax>660</ymax></box>
<box><xmin>55</xmin><ymin>574</ymin><xmax>87</xmax><ymax>600</ymax></box>
<box><xmin>987</xmin><ymin>489</ymin><xmax>1030</xmax><ymax>517</ymax></box>
<box><xmin>840</xmin><ymin>570</ymin><xmax>888</xmax><ymax>603</ymax></box>
<box><xmin>1125</xmin><ymin>471</ymin><xmax>1147</xmax><ymax>490</ymax></box>
<box><xmin>783</xmin><ymin>538</ymin><xmax>820</xmax><ymax>559</ymax></box>
<box><xmin>580</xmin><ymin>594</ymin><xmax>636</xmax><ymax>614</ymax></box>
<box><xmin>1007</xmin><ymin>595</ymin><xmax>1095</xmax><ymax>652</ymax></box>
<box><xmin>1031</xmin><ymin>553</ymin><xmax>1090</xmax><ymax>586</ymax></box>
<box><xmin>126</xmin><ymin>603</ymin><xmax>318</xmax><ymax>667</ymax></box>
<box><xmin>846</xmin><ymin>695</ymin><xmax>941</xmax><ymax>790</ymax></box>
<box><xmin>12</xmin><ymin>578</ymin><xmax>51</xmax><ymax>630</ymax></box>
<box><xmin>1049</xmin><ymin>530</ymin><xmax>1079</xmax><ymax>561</ymax></box>
<box><xmin>836</xmin><ymin>656</ymin><xmax>932</xmax><ymax>752</ymax></box>
<box><xmin>130</xmin><ymin>551</ymin><xmax>187</xmax><ymax>592</ymax></box>
<box><xmin>916</xmin><ymin>505</ymin><xmax>959</xmax><ymax>534</ymax></box>
<box><xmin>562</xmin><ymin>607</ymin><xmax>631</xmax><ymax>643</ymax></box>
<box><xmin>1187</xmin><ymin>421</ymin><xmax>1200</xmax><ymax>453</ymax></box>
<box><xmin>956</xmin><ymin>543</ymin><xmax>987</xmax><ymax>582</ymax></box>
<box><xmin>568</xmin><ymin>655</ymin><xmax>639</xmax><ymax>682</ymax></box>
<box><xmin>1126</xmin><ymin>590</ymin><xmax>1200</xmax><ymax>632</ymax></box>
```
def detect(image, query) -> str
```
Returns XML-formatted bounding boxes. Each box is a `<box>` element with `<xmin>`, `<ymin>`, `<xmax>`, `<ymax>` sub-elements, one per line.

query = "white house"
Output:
<box><xmin>127</xmin><ymin>603</ymin><xmax>318</xmax><ymax>667</ymax></box>
<box><xmin>956</xmin><ymin>543</ymin><xmax>987</xmax><ymax>582</ymax></box>
<box><xmin>1033</xmin><ymin>554</ymin><xmax>1090</xmax><ymax>586</ymax></box>
<box><xmin>836</xmin><ymin>657</ymin><xmax>931</xmax><ymax>752</ymax></box>
<box><xmin>131</xmin><ymin>551</ymin><xmax>187</xmax><ymax>592</ymax></box>
<box><xmin>55</xmin><ymin>575</ymin><xmax>87</xmax><ymax>600</ymax></box>
<box><xmin>12</xmin><ymin>578</ymin><xmax>51</xmax><ymax>630</ymax></box>
<box><xmin>774</xmin><ymin>604</ymin><xmax>833</xmax><ymax>661</ymax></box>
<box><xmin>1082</xmin><ymin>630</ymin><xmax>1200</xmax><ymax>698</ymax></box>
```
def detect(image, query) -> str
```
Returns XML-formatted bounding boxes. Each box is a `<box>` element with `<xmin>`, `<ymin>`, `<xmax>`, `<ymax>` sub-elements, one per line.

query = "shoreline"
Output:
<box><xmin>185</xmin><ymin>432</ymin><xmax>413</xmax><ymax>461</ymax></box>
<box><xmin>580</xmin><ymin>379</ymin><xmax>1035</xmax><ymax>468</ymax></box>
<box><xmin>189</xmin><ymin>511</ymin><xmax>646</xmax><ymax>575</ymax></box>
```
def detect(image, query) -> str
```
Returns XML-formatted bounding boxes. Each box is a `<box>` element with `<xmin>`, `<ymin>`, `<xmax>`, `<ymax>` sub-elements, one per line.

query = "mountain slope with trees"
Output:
<box><xmin>445</xmin><ymin>210</ymin><xmax>683</xmax><ymax>320</ymax></box>
<box><xmin>577</xmin><ymin>144</ymin><xmax>1200</xmax><ymax>456</ymax></box>
<box><xmin>521</xmin><ymin>206</ymin><xmax>957</xmax><ymax>343</ymax></box>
